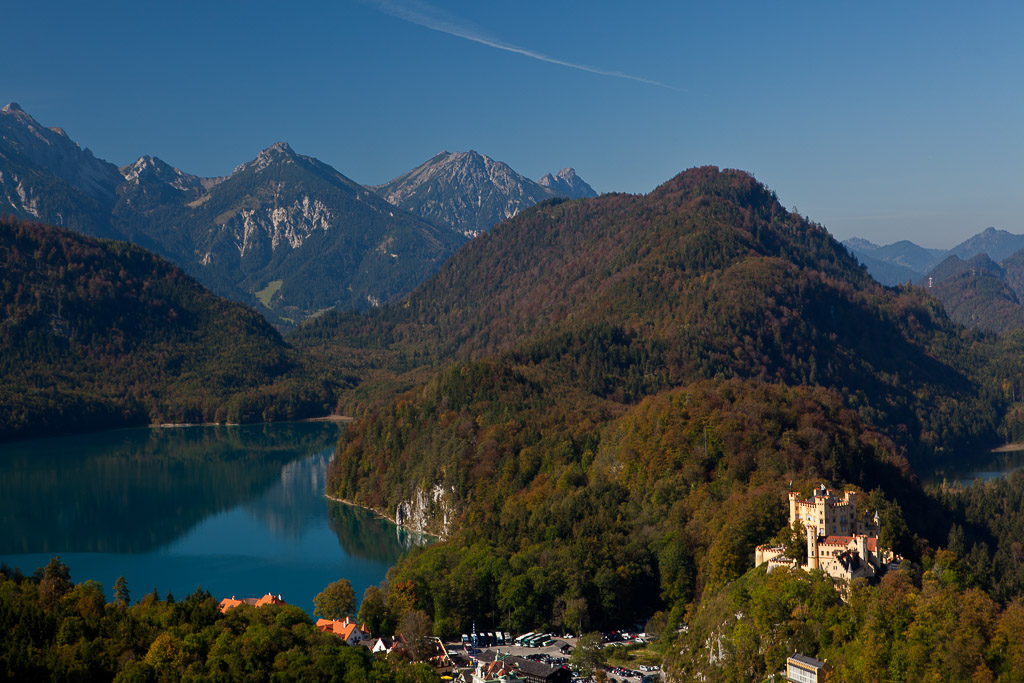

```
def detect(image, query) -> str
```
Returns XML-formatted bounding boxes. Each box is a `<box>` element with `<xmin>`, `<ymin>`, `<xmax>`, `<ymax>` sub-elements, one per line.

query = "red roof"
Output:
<box><xmin>255</xmin><ymin>593</ymin><xmax>287</xmax><ymax>607</ymax></box>
<box><xmin>821</xmin><ymin>535</ymin><xmax>876</xmax><ymax>552</ymax></box>
<box><xmin>219</xmin><ymin>593</ymin><xmax>286</xmax><ymax>613</ymax></box>
<box><xmin>316</xmin><ymin>617</ymin><xmax>368</xmax><ymax>641</ymax></box>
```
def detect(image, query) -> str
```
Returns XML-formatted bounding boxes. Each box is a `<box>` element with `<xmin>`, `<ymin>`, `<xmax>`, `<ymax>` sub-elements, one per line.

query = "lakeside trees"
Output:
<box><xmin>0</xmin><ymin>561</ymin><xmax>439</xmax><ymax>682</ymax></box>
<box><xmin>313</xmin><ymin>579</ymin><xmax>357</xmax><ymax>620</ymax></box>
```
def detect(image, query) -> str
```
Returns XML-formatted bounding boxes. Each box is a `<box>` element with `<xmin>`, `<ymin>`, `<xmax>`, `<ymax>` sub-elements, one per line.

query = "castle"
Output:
<box><xmin>756</xmin><ymin>485</ymin><xmax>896</xmax><ymax>582</ymax></box>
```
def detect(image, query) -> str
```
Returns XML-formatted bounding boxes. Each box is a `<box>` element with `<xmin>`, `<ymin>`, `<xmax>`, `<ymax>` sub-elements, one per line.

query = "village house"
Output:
<box><xmin>367</xmin><ymin>634</ymin><xmax>407</xmax><ymax>656</ymax></box>
<box><xmin>473</xmin><ymin>651</ymin><xmax>571</xmax><ymax>683</ymax></box>
<box><xmin>755</xmin><ymin>486</ymin><xmax>897</xmax><ymax>583</ymax></box>
<box><xmin>466</xmin><ymin>658</ymin><xmax>525</xmax><ymax>683</ymax></box>
<box><xmin>315</xmin><ymin>616</ymin><xmax>371</xmax><ymax>646</ymax></box>
<box><xmin>218</xmin><ymin>593</ymin><xmax>287</xmax><ymax>613</ymax></box>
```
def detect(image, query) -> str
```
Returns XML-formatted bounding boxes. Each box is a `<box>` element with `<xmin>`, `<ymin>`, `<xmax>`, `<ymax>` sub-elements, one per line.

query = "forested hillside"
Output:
<box><xmin>303</xmin><ymin>167</ymin><xmax>1001</xmax><ymax>459</ymax></box>
<box><xmin>296</xmin><ymin>168</ymin><xmax>1021</xmax><ymax>655</ymax></box>
<box><xmin>922</xmin><ymin>252</ymin><xmax>1024</xmax><ymax>334</ymax></box>
<box><xmin>0</xmin><ymin>216</ymin><xmax>337</xmax><ymax>441</ymax></box>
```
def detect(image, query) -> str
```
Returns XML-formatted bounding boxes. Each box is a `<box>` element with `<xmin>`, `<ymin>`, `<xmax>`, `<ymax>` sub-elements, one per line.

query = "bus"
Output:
<box><xmin>515</xmin><ymin>632</ymin><xmax>535</xmax><ymax>646</ymax></box>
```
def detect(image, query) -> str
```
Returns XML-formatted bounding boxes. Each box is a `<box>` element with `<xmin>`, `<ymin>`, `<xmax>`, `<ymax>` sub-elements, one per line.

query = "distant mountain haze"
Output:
<box><xmin>845</xmin><ymin>227</ymin><xmax>1024</xmax><ymax>286</ymax></box>
<box><xmin>846</xmin><ymin>228</ymin><xmax>1024</xmax><ymax>332</ymax></box>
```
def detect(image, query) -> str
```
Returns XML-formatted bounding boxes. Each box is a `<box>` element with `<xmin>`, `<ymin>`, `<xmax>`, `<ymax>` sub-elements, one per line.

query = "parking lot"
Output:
<box><xmin>443</xmin><ymin>633</ymin><xmax>662</xmax><ymax>683</ymax></box>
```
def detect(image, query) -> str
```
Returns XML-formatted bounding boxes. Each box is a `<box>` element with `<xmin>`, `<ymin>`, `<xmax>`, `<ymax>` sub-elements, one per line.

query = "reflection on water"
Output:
<box><xmin>0</xmin><ymin>422</ymin><xmax>424</xmax><ymax>613</ymax></box>
<box><xmin>923</xmin><ymin>447</ymin><xmax>1024</xmax><ymax>487</ymax></box>
<box><xmin>326</xmin><ymin>500</ymin><xmax>433</xmax><ymax>565</ymax></box>
<box><xmin>245</xmin><ymin>450</ymin><xmax>332</xmax><ymax>541</ymax></box>
<box><xmin>0</xmin><ymin>423</ymin><xmax>335</xmax><ymax>554</ymax></box>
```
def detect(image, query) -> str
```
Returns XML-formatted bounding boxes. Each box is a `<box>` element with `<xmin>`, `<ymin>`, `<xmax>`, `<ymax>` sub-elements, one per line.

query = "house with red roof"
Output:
<box><xmin>315</xmin><ymin>616</ymin><xmax>371</xmax><ymax>645</ymax></box>
<box><xmin>218</xmin><ymin>593</ymin><xmax>287</xmax><ymax>613</ymax></box>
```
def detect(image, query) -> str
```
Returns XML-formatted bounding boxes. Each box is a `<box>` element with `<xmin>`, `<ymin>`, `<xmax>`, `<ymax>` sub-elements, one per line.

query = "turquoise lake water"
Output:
<box><xmin>0</xmin><ymin>422</ymin><xmax>418</xmax><ymax>614</ymax></box>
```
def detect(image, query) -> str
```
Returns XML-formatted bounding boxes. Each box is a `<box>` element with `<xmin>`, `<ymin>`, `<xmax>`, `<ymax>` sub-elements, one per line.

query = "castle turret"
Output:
<box><xmin>788</xmin><ymin>491</ymin><xmax>800</xmax><ymax>526</ymax></box>
<box><xmin>806</xmin><ymin>523</ymin><xmax>819</xmax><ymax>571</ymax></box>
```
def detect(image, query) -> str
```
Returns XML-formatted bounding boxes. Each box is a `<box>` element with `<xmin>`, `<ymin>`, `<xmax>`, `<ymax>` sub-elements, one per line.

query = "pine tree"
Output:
<box><xmin>114</xmin><ymin>575</ymin><xmax>130</xmax><ymax>605</ymax></box>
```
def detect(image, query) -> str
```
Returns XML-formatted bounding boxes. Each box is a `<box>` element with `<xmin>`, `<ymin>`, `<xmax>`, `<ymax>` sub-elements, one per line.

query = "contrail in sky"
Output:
<box><xmin>361</xmin><ymin>0</ymin><xmax>678</xmax><ymax>91</ymax></box>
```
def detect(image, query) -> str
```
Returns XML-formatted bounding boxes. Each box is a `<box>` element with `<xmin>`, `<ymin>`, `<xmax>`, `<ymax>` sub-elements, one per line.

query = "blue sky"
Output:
<box><xmin>2</xmin><ymin>1</ymin><xmax>1020</xmax><ymax>247</ymax></box>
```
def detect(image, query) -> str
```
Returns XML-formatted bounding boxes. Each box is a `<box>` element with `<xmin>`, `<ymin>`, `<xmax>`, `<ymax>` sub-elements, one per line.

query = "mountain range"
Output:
<box><xmin>845</xmin><ymin>228</ymin><xmax>1024</xmax><ymax>286</ymax></box>
<box><xmin>845</xmin><ymin>228</ymin><xmax>1024</xmax><ymax>333</ymax></box>
<box><xmin>0</xmin><ymin>104</ymin><xmax>595</xmax><ymax>325</ymax></box>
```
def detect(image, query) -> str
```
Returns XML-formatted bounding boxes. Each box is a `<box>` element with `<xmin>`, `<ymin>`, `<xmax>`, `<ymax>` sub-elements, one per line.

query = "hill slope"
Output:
<box><xmin>0</xmin><ymin>216</ymin><xmax>335</xmax><ymax>441</ymax></box>
<box><xmin>922</xmin><ymin>253</ymin><xmax>1024</xmax><ymax>333</ymax></box>
<box><xmin>292</xmin><ymin>167</ymin><xmax>1004</xmax><ymax>635</ymax></box>
<box><xmin>305</xmin><ymin>167</ymin><xmax>995</xmax><ymax>452</ymax></box>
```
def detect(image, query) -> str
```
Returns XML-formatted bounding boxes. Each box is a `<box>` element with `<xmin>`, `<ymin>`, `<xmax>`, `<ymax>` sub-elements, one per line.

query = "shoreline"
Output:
<box><xmin>324</xmin><ymin>493</ymin><xmax>396</xmax><ymax>525</ymax></box>
<box><xmin>325</xmin><ymin>494</ymin><xmax>439</xmax><ymax>541</ymax></box>
<box><xmin>155</xmin><ymin>414</ymin><xmax>353</xmax><ymax>429</ymax></box>
<box><xmin>991</xmin><ymin>442</ymin><xmax>1024</xmax><ymax>453</ymax></box>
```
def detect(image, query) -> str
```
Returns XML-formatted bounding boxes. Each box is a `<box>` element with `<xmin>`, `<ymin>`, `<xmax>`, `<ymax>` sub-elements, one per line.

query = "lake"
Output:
<box><xmin>921</xmin><ymin>445</ymin><xmax>1024</xmax><ymax>487</ymax></box>
<box><xmin>0</xmin><ymin>421</ymin><xmax>420</xmax><ymax>614</ymax></box>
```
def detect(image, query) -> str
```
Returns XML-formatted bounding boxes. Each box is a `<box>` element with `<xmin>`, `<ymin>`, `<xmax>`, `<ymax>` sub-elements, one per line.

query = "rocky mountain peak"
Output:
<box><xmin>120</xmin><ymin>155</ymin><xmax>205</xmax><ymax>194</ymax></box>
<box><xmin>538</xmin><ymin>166</ymin><xmax>597</xmax><ymax>199</ymax></box>
<box><xmin>371</xmin><ymin>149</ymin><xmax>561</xmax><ymax>237</ymax></box>
<box><xmin>0</xmin><ymin>103</ymin><xmax>122</xmax><ymax>203</ymax></box>
<box><xmin>234</xmin><ymin>142</ymin><xmax>301</xmax><ymax>175</ymax></box>
<box><xmin>265</xmin><ymin>141</ymin><xmax>295</xmax><ymax>155</ymax></box>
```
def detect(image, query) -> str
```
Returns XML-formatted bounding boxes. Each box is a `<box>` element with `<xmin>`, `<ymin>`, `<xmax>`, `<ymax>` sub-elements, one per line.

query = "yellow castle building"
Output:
<box><xmin>756</xmin><ymin>485</ymin><xmax>897</xmax><ymax>582</ymax></box>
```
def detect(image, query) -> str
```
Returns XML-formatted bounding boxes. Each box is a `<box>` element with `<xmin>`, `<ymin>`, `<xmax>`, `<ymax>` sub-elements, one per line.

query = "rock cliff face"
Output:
<box><xmin>394</xmin><ymin>483</ymin><xmax>456</xmax><ymax>538</ymax></box>
<box><xmin>160</xmin><ymin>142</ymin><xmax>465</xmax><ymax>320</ymax></box>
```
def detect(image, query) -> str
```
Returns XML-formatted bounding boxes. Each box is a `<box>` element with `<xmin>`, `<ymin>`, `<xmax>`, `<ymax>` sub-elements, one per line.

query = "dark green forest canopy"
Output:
<box><xmin>0</xmin><ymin>216</ymin><xmax>340</xmax><ymax>441</ymax></box>
<box><xmin>0</xmin><ymin>560</ymin><xmax>440</xmax><ymax>682</ymax></box>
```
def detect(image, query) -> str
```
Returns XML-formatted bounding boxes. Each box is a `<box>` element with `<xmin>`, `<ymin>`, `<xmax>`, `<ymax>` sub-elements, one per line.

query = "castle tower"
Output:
<box><xmin>788</xmin><ymin>491</ymin><xmax>800</xmax><ymax>526</ymax></box>
<box><xmin>806</xmin><ymin>523</ymin><xmax>819</xmax><ymax>571</ymax></box>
